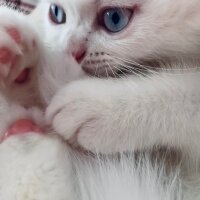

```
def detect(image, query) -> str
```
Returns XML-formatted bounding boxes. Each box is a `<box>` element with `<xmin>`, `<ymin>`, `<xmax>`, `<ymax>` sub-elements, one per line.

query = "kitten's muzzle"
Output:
<box><xmin>71</xmin><ymin>42</ymin><xmax>87</xmax><ymax>64</ymax></box>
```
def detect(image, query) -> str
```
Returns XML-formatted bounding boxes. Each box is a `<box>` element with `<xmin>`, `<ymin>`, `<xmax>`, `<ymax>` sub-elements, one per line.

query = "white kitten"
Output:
<box><xmin>2</xmin><ymin>0</ymin><xmax>200</xmax><ymax>156</ymax></box>
<box><xmin>0</xmin><ymin>0</ymin><xmax>200</xmax><ymax>199</ymax></box>
<box><xmin>33</xmin><ymin>0</ymin><xmax>200</xmax><ymax>157</ymax></box>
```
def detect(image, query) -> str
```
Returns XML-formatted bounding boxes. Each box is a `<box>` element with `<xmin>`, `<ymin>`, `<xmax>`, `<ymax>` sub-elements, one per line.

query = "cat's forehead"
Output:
<box><xmin>50</xmin><ymin>0</ymin><xmax>97</xmax><ymax>13</ymax></box>
<box><xmin>100</xmin><ymin>0</ymin><xmax>140</xmax><ymax>7</ymax></box>
<box><xmin>53</xmin><ymin>0</ymin><xmax>138</xmax><ymax>8</ymax></box>
<box><xmin>54</xmin><ymin>0</ymin><xmax>98</xmax><ymax>6</ymax></box>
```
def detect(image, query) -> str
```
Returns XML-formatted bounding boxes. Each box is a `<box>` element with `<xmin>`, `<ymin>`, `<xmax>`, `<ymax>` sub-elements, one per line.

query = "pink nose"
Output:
<box><xmin>72</xmin><ymin>48</ymin><xmax>86</xmax><ymax>64</ymax></box>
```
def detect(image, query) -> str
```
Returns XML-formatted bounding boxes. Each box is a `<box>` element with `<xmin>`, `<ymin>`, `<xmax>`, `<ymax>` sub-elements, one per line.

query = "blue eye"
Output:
<box><xmin>49</xmin><ymin>4</ymin><xmax>66</xmax><ymax>24</ymax></box>
<box><xmin>101</xmin><ymin>8</ymin><xmax>133</xmax><ymax>33</ymax></box>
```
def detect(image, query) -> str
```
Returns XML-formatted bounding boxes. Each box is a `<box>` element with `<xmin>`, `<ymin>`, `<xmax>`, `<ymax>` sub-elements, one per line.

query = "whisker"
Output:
<box><xmin>112</xmin><ymin>65</ymin><xmax>131</xmax><ymax>79</ymax></box>
<box><xmin>121</xmin><ymin>64</ymin><xmax>155</xmax><ymax>77</ymax></box>
<box><xmin>108</xmin><ymin>54</ymin><xmax>155</xmax><ymax>70</ymax></box>
<box><xmin>109</xmin><ymin>54</ymin><xmax>168</xmax><ymax>76</ymax></box>
<box><xmin>112</xmin><ymin>58</ymin><xmax>154</xmax><ymax>79</ymax></box>
<box><xmin>94</xmin><ymin>62</ymin><xmax>99</xmax><ymax>77</ymax></box>
<box><xmin>109</xmin><ymin>54</ymin><xmax>200</xmax><ymax>72</ymax></box>
<box><xmin>105</xmin><ymin>66</ymin><xmax>109</xmax><ymax>79</ymax></box>
<box><xmin>112</xmin><ymin>61</ymin><xmax>142</xmax><ymax>78</ymax></box>
<box><xmin>111</xmin><ymin>60</ymin><xmax>181</xmax><ymax>90</ymax></box>
<box><xmin>117</xmin><ymin>64</ymin><xmax>156</xmax><ymax>82</ymax></box>
<box><xmin>106</xmin><ymin>62</ymin><xmax>118</xmax><ymax>78</ymax></box>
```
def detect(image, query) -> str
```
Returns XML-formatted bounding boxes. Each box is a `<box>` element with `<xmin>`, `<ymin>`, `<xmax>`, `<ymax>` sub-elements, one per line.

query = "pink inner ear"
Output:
<box><xmin>1</xmin><ymin>119</ymin><xmax>43</xmax><ymax>142</ymax></box>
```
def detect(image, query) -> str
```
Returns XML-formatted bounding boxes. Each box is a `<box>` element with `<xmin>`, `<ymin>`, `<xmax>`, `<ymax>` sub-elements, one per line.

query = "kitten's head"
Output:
<box><xmin>32</xmin><ymin>0</ymin><xmax>200</xmax><ymax>101</ymax></box>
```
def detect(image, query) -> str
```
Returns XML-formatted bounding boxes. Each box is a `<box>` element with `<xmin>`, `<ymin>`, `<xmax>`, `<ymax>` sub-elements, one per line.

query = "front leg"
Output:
<box><xmin>0</xmin><ymin>7</ymin><xmax>41</xmax><ymax>106</ymax></box>
<box><xmin>46</xmin><ymin>73</ymin><xmax>200</xmax><ymax>155</ymax></box>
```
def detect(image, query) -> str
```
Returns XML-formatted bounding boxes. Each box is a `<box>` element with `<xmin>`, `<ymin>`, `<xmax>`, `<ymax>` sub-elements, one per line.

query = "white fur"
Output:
<box><xmin>46</xmin><ymin>72</ymin><xmax>200</xmax><ymax>156</ymax></box>
<box><xmin>32</xmin><ymin>0</ymin><xmax>200</xmax><ymax>156</ymax></box>
<box><xmin>0</xmin><ymin>0</ymin><xmax>200</xmax><ymax>199</ymax></box>
<box><xmin>0</xmin><ymin>130</ymin><xmax>184</xmax><ymax>200</ymax></box>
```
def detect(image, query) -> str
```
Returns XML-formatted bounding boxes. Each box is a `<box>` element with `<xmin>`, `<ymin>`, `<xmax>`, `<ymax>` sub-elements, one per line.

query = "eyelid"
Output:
<box><xmin>98</xmin><ymin>6</ymin><xmax>135</xmax><ymax>17</ymax></box>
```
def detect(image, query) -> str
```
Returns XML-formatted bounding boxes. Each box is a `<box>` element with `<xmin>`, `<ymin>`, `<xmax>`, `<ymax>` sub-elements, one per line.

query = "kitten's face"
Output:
<box><xmin>33</xmin><ymin>0</ymin><xmax>200</xmax><ymax>100</ymax></box>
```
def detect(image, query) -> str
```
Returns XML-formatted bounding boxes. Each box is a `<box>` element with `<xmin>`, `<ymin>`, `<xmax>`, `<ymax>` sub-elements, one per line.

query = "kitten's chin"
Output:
<box><xmin>82</xmin><ymin>65</ymin><xmax>114</xmax><ymax>78</ymax></box>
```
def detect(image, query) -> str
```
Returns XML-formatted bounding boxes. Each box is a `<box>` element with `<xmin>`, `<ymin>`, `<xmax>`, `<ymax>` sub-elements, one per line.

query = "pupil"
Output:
<box><xmin>112</xmin><ymin>12</ymin><xmax>120</xmax><ymax>24</ymax></box>
<box><xmin>55</xmin><ymin>6</ymin><xmax>58</xmax><ymax>16</ymax></box>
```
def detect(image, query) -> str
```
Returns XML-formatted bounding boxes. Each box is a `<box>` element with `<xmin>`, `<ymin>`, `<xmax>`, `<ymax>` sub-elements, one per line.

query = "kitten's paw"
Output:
<box><xmin>46</xmin><ymin>80</ymin><xmax>115</xmax><ymax>153</ymax></box>
<box><xmin>0</xmin><ymin>8</ymin><xmax>39</xmax><ymax>88</ymax></box>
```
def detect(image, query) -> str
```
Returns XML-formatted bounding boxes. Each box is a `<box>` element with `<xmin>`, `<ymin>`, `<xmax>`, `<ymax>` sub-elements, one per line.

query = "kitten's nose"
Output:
<box><xmin>72</xmin><ymin>46</ymin><xmax>86</xmax><ymax>64</ymax></box>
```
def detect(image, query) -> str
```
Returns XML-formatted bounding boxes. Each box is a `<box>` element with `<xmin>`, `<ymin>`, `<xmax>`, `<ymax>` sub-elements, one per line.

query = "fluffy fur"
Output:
<box><xmin>0</xmin><ymin>0</ymin><xmax>200</xmax><ymax>199</ymax></box>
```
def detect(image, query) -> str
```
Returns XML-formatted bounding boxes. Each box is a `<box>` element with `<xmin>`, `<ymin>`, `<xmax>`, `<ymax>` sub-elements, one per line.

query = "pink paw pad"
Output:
<box><xmin>1</xmin><ymin>119</ymin><xmax>43</xmax><ymax>143</ymax></box>
<box><xmin>6</xmin><ymin>27</ymin><xmax>22</xmax><ymax>44</ymax></box>
<box><xmin>0</xmin><ymin>47</ymin><xmax>12</xmax><ymax>64</ymax></box>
